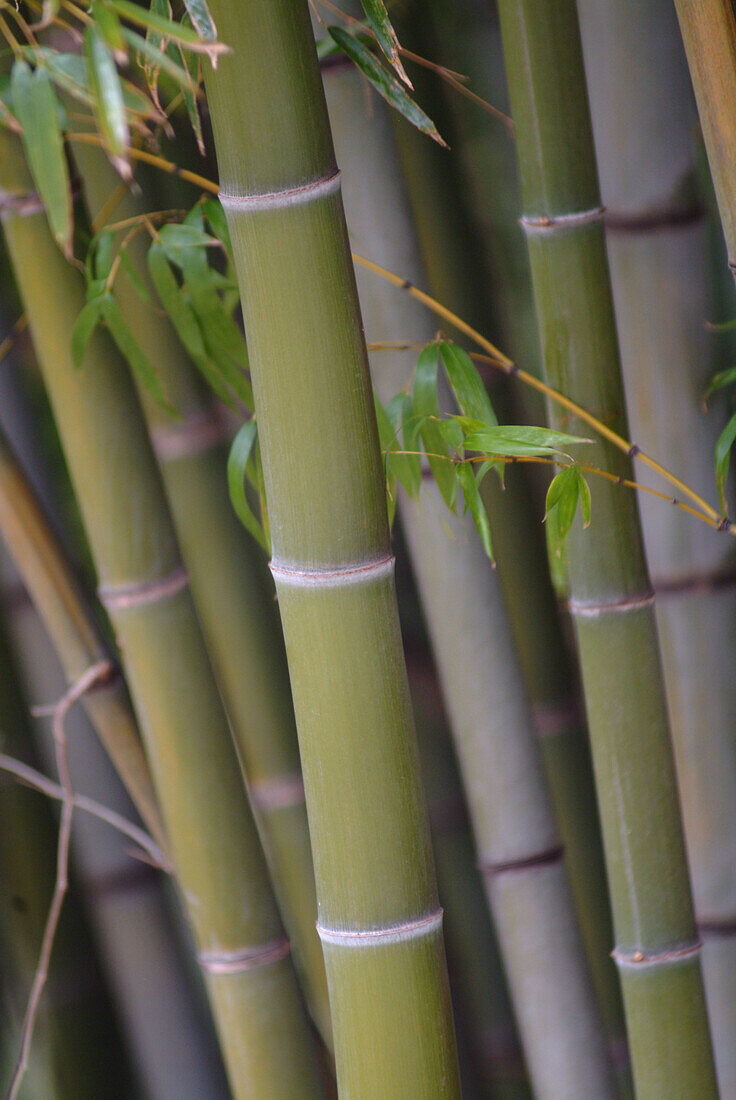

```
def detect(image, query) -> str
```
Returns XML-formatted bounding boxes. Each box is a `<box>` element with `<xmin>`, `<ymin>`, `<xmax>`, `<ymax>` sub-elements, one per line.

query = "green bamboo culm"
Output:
<box><xmin>0</xmin><ymin>128</ymin><xmax>323</xmax><ymax>1099</ymax></box>
<box><xmin>578</xmin><ymin>2</ymin><xmax>736</xmax><ymax>1092</ymax></box>
<box><xmin>70</xmin><ymin>142</ymin><xmax>330</xmax><ymax>1046</ymax></box>
<box><xmin>321</xmin><ymin>50</ymin><xmax>615</xmax><ymax>1100</ymax></box>
<box><xmin>202</xmin><ymin>2</ymin><xmax>460</xmax><ymax>1095</ymax></box>
<box><xmin>387</xmin><ymin>18</ymin><xmax>627</xmax><ymax>1063</ymax></box>
<box><xmin>672</xmin><ymin>0</ymin><xmax>736</xmax><ymax>279</ymax></box>
<box><xmin>0</xmin><ymin>423</ymin><xmax>165</xmax><ymax>852</ymax></box>
<box><xmin>494</xmin><ymin>1</ymin><xmax>718</xmax><ymax>1094</ymax></box>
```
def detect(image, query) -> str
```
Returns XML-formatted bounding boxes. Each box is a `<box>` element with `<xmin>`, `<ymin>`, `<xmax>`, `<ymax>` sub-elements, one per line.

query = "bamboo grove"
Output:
<box><xmin>0</xmin><ymin>0</ymin><xmax>735</xmax><ymax>1096</ymax></box>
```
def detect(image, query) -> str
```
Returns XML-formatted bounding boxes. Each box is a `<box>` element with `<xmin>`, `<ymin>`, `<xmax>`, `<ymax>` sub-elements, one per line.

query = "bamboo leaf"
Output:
<box><xmin>11</xmin><ymin>61</ymin><xmax>73</xmax><ymax>257</ymax></box>
<box><xmin>714</xmin><ymin>409</ymin><xmax>736</xmax><ymax>514</ymax></box>
<box><xmin>374</xmin><ymin>396</ymin><xmax>398</xmax><ymax>525</ymax></box>
<box><xmin>84</xmin><ymin>24</ymin><xmax>131</xmax><ymax>178</ymax></box>
<box><xmin>457</xmin><ymin>463</ymin><xmax>493</xmax><ymax>559</ymax></box>
<box><xmin>118</xmin><ymin>248</ymin><xmax>151</xmax><ymax>301</ymax></box>
<box><xmin>227</xmin><ymin>420</ymin><xmax>270</xmax><ymax>551</ymax></box>
<box><xmin>544</xmin><ymin>467</ymin><xmax>580</xmax><ymax>558</ymax></box>
<box><xmin>122</xmin><ymin>28</ymin><xmax>198</xmax><ymax>92</ymax></box>
<box><xmin>704</xmin><ymin>364</ymin><xmax>736</xmax><ymax>403</ymax></box>
<box><xmin>109</xmin><ymin>0</ymin><xmax>227</xmax><ymax>57</ymax></box>
<box><xmin>157</xmin><ymin>222</ymin><xmax>218</xmax><ymax>257</ymax></box>
<box><xmin>32</xmin><ymin>49</ymin><xmax>156</xmax><ymax>119</ymax></box>
<box><xmin>177</xmin><ymin>33</ymin><xmax>205</xmax><ymax>154</ymax></box>
<box><xmin>462</xmin><ymin>423</ymin><xmax>588</xmax><ymax>458</ymax></box>
<box><xmin>413</xmin><ymin>345</ymin><xmax>456</xmax><ymax>509</ymax></box>
<box><xmin>91</xmin><ymin>0</ymin><xmax>128</xmax><ymax>63</ymax></box>
<box><xmin>327</xmin><ymin>27</ymin><xmax>446</xmax><ymax>147</ymax></box>
<box><xmin>359</xmin><ymin>0</ymin><xmax>411</xmax><ymax>87</ymax></box>
<box><xmin>201</xmin><ymin>197</ymin><xmax>233</xmax><ymax>259</ymax></box>
<box><xmin>71</xmin><ymin>298</ymin><xmax>104</xmax><ymax>367</ymax></box>
<box><xmin>100</xmin><ymin>294</ymin><xmax>173</xmax><ymax>413</ymax></box>
<box><xmin>384</xmin><ymin>393</ymin><xmax>421</xmax><ymax>498</ymax></box>
<box><xmin>182</xmin><ymin>0</ymin><xmax>217</xmax><ymax>42</ymax></box>
<box><xmin>439</xmin><ymin>342</ymin><xmax>497</xmax><ymax>425</ymax></box>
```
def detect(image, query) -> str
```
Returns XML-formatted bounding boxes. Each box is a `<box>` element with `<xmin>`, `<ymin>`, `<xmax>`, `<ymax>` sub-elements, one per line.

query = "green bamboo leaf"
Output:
<box><xmin>360</xmin><ymin>0</ymin><xmax>411</xmax><ymax>87</ymax></box>
<box><xmin>201</xmin><ymin>198</ymin><xmax>233</xmax><ymax>260</ymax></box>
<box><xmin>714</xmin><ymin>409</ymin><xmax>736</xmax><ymax>514</ymax></box>
<box><xmin>33</xmin><ymin>49</ymin><xmax>156</xmax><ymax>118</ymax></box>
<box><xmin>118</xmin><ymin>248</ymin><xmax>151</xmax><ymax>302</ymax></box>
<box><xmin>72</xmin><ymin>297</ymin><xmax>104</xmax><ymax>367</ymax></box>
<box><xmin>384</xmin><ymin>393</ymin><xmax>421</xmax><ymax>498</ymax></box>
<box><xmin>11</xmin><ymin>61</ymin><xmax>72</xmax><ymax>256</ymax></box>
<box><xmin>85</xmin><ymin>24</ymin><xmax>131</xmax><ymax>178</ymax></box>
<box><xmin>439</xmin><ymin>342</ymin><xmax>497</xmax><ymax>425</ymax></box>
<box><xmin>157</xmin><ymin>222</ymin><xmax>218</xmax><ymax>257</ymax></box>
<box><xmin>176</xmin><ymin>29</ymin><xmax>205</xmax><ymax>154</ymax></box>
<box><xmin>227</xmin><ymin>420</ymin><xmax>270</xmax><ymax>551</ymax></box>
<box><xmin>91</xmin><ymin>0</ymin><xmax>127</xmax><ymax>63</ymax></box>
<box><xmin>438</xmin><ymin>417</ymin><xmax>464</xmax><ymax>451</ymax></box>
<box><xmin>100</xmin><ymin>294</ymin><xmax>173</xmax><ymax>413</ymax></box>
<box><xmin>122</xmin><ymin>28</ymin><xmax>198</xmax><ymax>92</ymax></box>
<box><xmin>109</xmin><ymin>0</ymin><xmax>227</xmax><ymax>56</ymax></box>
<box><xmin>148</xmin><ymin>241</ymin><xmax>242</xmax><ymax>412</ymax></box>
<box><xmin>182</xmin><ymin>0</ymin><xmax>217</xmax><ymax>41</ymax></box>
<box><xmin>457</xmin><ymin>462</ymin><xmax>493</xmax><ymax>560</ymax></box>
<box><xmin>374</xmin><ymin>396</ymin><xmax>398</xmax><ymax>525</ymax></box>
<box><xmin>463</xmin><ymin>423</ymin><xmax>588</xmax><ymax>457</ymax></box>
<box><xmin>704</xmin><ymin>364</ymin><xmax>736</xmax><ymax>403</ymax></box>
<box><xmin>544</xmin><ymin>466</ymin><xmax>580</xmax><ymax>558</ymax></box>
<box><xmin>327</xmin><ymin>27</ymin><xmax>446</xmax><ymax>147</ymax></box>
<box><xmin>577</xmin><ymin>469</ymin><xmax>592</xmax><ymax>527</ymax></box>
<box><xmin>413</xmin><ymin>344</ymin><xmax>457</xmax><ymax>508</ymax></box>
<box><xmin>92</xmin><ymin>231</ymin><xmax>115</xmax><ymax>281</ymax></box>
<box><xmin>401</xmin><ymin>399</ymin><xmax>424</xmax><ymax>499</ymax></box>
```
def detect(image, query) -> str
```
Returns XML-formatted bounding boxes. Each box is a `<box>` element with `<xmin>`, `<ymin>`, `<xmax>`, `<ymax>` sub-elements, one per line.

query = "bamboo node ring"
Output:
<box><xmin>519</xmin><ymin>206</ymin><xmax>606</xmax><ymax>233</ymax></box>
<box><xmin>317</xmin><ymin>908</ymin><xmax>443</xmax><ymax>947</ymax></box>
<box><xmin>98</xmin><ymin>565</ymin><xmax>189</xmax><ymax>611</ymax></box>
<box><xmin>0</xmin><ymin>180</ymin><xmax>81</xmax><ymax>220</ymax></box>
<box><xmin>568</xmin><ymin>591</ymin><xmax>655</xmax><ymax>617</ymax></box>
<box><xmin>269</xmin><ymin>553</ymin><xmax>395</xmax><ymax>586</ymax></box>
<box><xmin>612</xmin><ymin>939</ymin><xmax>701</xmax><ymax>968</ymax></box>
<box><xmin>150</xmin><ymin>407</ymin><xmax>231</xmax><ymax>461</ymax></box>
<box><xmin>250</xmin><ymin>772</ymin><xmax>306</xmax><ymax>812</ymax></box>
<box><xmin>219</xmin><ymin>169</ymin><xmax>342</xmax><ymax>211</ymax></box>
<box><xmin>480</xmin><ymin>844</ymin><xmax>564</xmax><ymax>877</ymax></box>
<box><xmin>199</xmin><ymin>938</ymin><xmax>291</xmax><ymax>974</ymax></box>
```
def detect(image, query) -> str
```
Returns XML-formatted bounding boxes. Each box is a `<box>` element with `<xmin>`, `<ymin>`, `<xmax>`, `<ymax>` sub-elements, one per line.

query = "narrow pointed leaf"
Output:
<box><xmin>544</xmin><ymin>466</ymin><xmax>580</xmax><ymax>559</ymax></box>
<box><xmin>85</xmin><ymin>24</ymin><xmax>131</xmax><ymax>177</ymax></box>
<box><xmin>439</xmin><ymin>341</ymin><xmax>497</xmax><ymax>425</ymax></box>
<box><xmin>227</xmin><ymin>420</ymin><xmax>269</xmax><ymax>551</ymax></box>
<box><xmin>109</xmin><ymin>0</ymin><xmax>226</xmax><ymax>56</ymax></box>
<box><xmin>72</xmin><ymin>297</ymin><xmax>104</xmax><ymax>367</ymax></box>
<box><xmin>33</xmin><ymin>49</ymin><xmax>156</xmax><ymax>118</ymax></box>
<box><xmin>384</xmin><ymin>392</ymin><xmax>421</xmax><ymax>497</ymax></box>
<box><xmin>123</xmin><ymin>28</ymin><xmax>198</xmax><ymax>92</ymax></box>
<box><xmin>182</xmin><ymin>0</ymin><xmax>217</xmax><ymax>41</ymax></box>
<box><xmin>463</xmin><ymin>423</ymin><xmax>587</xmax><ymax>457</ymax></box>
<box><xmin>11</xmin><ymin>61</ymin><xmax>72</xmax><ymax>256</ymax></box>
<box><xmin>118</xmin><ymin>248</ymin><xmax>151</xmax><ymax>301</ymax></box>
<box><xmin>413</xmin><ymin>344</ymin><xmax>457</xmax><ymax>508</ymax></box>
<box><xmin>714</xmin><ymin>410</ymin><xmax>736</xmax><ymax>514</ymax></box>
<box><xmin>91</xmin><ymin>0</ymin><xmax>127</xmax><ymax>62</ymax></box>
<box><xmin>100</xmin><ymin>294</ymin><xmax>173</xmax><ymax>413</ymax></box>
<box><xmin>327</xmin><ymin>27</ymin><xmax>446</xmax><ymax>147</ymax></box>
<box><xmin>457</xmin><ymin>463</ymin><xmax>493</xmax><ymax>559</ymax></box>
<box><xmin>360</xmin><ymin>0</ymin><xmax>411</xmax><ymax>87</ymax></box>
<box><xmin>704</xmin><ymin>364</ymin><xmax>736</xmax><ymax>403</ymax></box>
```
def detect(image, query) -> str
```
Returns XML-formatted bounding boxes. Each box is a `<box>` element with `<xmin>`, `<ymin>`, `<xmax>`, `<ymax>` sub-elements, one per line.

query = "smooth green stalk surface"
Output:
<box><xmin>72</xmin><ymin>142</ymin><xmax>330</xmax><ymax>1044</ymax></box>
<box><xmin>495</xmin><ymin>1</ymin><xmax>718</xmax><ymax>1093</ymax></box>
<box><xmin>322</xmin><ymin>56</ymin><xmax>614</xmax><ymax>1100</ymax></box>
<box><xmin>0</xmin><ymin>426</ymin><xmax>164</xmax><ymax>850</ymax></box>
<box><xmin>578</xmin><ymin>2</ymin><xmax>736</xmax><ymax>1091</ymax></box>
<box><xmin>673</xmin><ymin>0</ymin><xmax>736</xmax><ymax>274</ymax></box>
<box><xmin>0</xmin><ymin>127</ymin><xmax>323</xmax><ymax>1100</ymax></box>
<box><xmin>389</xmin><ymin>21</ymin><xmax>626</xmax><ymax>1058</ymax></box>
<box><xmin>203</xmin><ymin>2</ymin><xmax>460</xmax><ymax>1095</ymax></box>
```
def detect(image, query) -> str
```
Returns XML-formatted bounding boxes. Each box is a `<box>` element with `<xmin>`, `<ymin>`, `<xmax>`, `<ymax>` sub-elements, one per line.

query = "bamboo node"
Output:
<box><xmin>198</xmin><ymin>937</ymin><xmax>291</xmax><ymax>974</ymax></box>
<box><xmin>151</xmin><ymin>407</ymin><xmax>231</xmax><ymax>461</ymax></box>
<box><xmin>612</xmin><ymin>939</ymin><xmax>701</xmax><ymax>968</ymax></box>
<box><xmin>0</xmin><ymin>180</ymin><xmax>81</xmax><ymax>220</ymax></box>
<box><xmin>270</xmin><ymin>553</ymin><xmax>395</xmax><ymax>587</ymax></box>
<box><xmin>605</xmin><ymin>200</ymin><xmax>703</xmax><ymax>235</ymax></box>
<box><xmin>519</xmin><ymin>206</ymin><xmax>605</xmax><ymax>234</ymax></box>
<box><xmin>480</xmin><ymin>844</ymin><xmax>564</xmax><ymax>877</ymax></box>
<box><xmin>568</xmin><ymin>591</ymin><xmax>654</xmax><ymax>617</ymax></box>
<box><xmin>98</xmin><ymin>566</ymin><xmax>189</xmax><ymax>611</ymax></box>
<box><xmin>250</xmin><ymin>772</ymin><xmax>306</xmax><ymax>812</ymax></box>
<box><xmin>532</xmin><ymin>699</ymin><xmax>580</xmax><ymax>738</ymax></box>
<box><xmin>317</xmin><ymin>908</ymin><xmax>443</xmax><ymax>947</ymax></box>
<box><xmin>219</xmin><ymin>169</ymin><xmax>342</xmax><ymax>211</ymax></box>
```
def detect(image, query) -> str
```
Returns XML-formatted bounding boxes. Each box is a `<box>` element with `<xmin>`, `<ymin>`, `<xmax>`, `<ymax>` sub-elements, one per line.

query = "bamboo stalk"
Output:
<box><xmin>577</xmin><ymin>4</ymin><xmax>736</xmax><ymax>1092</ymax></box>
<box><xmin>320</xmin><ymin>51</ymin><xmax>615</xmax><ymax>1099</ymax></box>
<box><xmin>70</xmin><ymin>140</ymin><xmax>331</xmax><ymax>1046</ymax></box>
<box><xmin>0</xmin><ymin>425</ymin><xmax>165</xmax><ymax>851</ymax></box>
<box><xmin>202</xmin><ymin>2</ymin><xmax>460</xmax><ymax>1094</ymax></box>
<box><xmin>387</xmin><ymin>20</ymin><xmax>627</xmax><ymax>1060</ymax></box>
<box><xmin>494</xmin><ymin>1</ymin><xmax>718</xmax><ymax>1092</ymax></box>
<box><xmin>0</xmin><ymin>126</ymin><xmax>323</xmax><ymax>1099</ymax></box>
<box><xmin>672</xmin><ymin>0</ymin><xmax>736</xmax><ymax>278</ymax></box>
